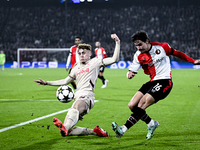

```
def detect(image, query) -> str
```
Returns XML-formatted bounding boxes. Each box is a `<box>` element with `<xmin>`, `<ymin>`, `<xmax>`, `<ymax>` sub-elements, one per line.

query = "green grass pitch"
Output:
<box><xmin>0</xmin><ymin>68</ymin><xmax>200</xmax><ymax>150</ymax></box>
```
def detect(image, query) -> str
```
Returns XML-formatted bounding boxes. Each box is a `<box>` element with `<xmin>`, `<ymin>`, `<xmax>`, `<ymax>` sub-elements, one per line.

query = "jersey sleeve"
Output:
<box><xmin>102</xmin><ymin>48</ymin><xmax>107</xmax><ymax>59</ymax></box>
<box><xmin>161</xmin><ymin>43</ymin><xmax>172</xmax><ymax>56</ymax></box>
<box><xmin>171</xmin><ymin>49</ymin><xmax>195</xmax><ymax>64</ymax></box>
<box><xmin>95</xmin><ymin>49</ymin><xmax>98</xmax><ymax>58</ymax></box>
<box><xmin>160</xmin><ymin>42</ymin><xmax>195</xmax><ymax>64</ymax></box>
<box><xmin>69</xmin><ymin>65</ymin><xmax>76</xmax><ymax>80</ymax></box>
<box><xmin>66</xmin><ymin>47</ymin><xmax>72</xmax><ymax>68</ymax></box>
<box><xmin>128</xmin><ymin>53</ymin><xmax>141</xmax><ymax>73</ymax></box>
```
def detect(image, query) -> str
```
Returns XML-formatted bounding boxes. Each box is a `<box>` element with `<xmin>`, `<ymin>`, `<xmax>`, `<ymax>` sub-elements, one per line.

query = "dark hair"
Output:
<box><xmin>131</xmin><ymin>30</ymin><xmax>150</xmax><ymax>43</ymax></box>
<box><xmin>75</xmin><ymin>36</ymin><xmax>81</xmax><ymax>40</ymax></box>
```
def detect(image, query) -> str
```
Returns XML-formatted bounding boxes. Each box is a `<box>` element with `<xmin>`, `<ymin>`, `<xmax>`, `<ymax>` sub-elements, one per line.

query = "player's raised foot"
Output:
<box><xmin>93</xmin><ymin>126</ymin><xmax>110</xmax><ymax>137</ymax></box>
<box><xmin>111</xmin><ymin>122</ymin><xmax>123</xmax><ymax>138</ymax></box>
<box><xmin>53</xmin><ymin>117</ymin><xmax>68</xmax><ymax>137</ymax></box>
<box><xmin>101</xmin><ymin>80</ymin><xmax>109</xmax><ymax>88</ymax></box>
<box><xmin>146</xmin><ymin>121</ymin><xmax>159</xmax><ymax>140</ymax></box>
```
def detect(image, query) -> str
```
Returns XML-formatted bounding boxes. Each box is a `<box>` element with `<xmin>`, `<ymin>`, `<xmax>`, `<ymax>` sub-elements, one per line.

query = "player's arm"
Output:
<box><xmin>66</xmin><ymin>49</ymin><xmax>72</xmax><ymax>71</ymax></box>
<box><xmin>103</xmin><ymin>34</ymin><xmax>120</xmax><ymax>66</ymax></box>
<box><xmin>34</xmin><ymin>76</ymin><xmax>73</xmax><ymax>86</ymax></box>
<box><xmin>170</xmin><ymin>48</ymin><xmax>196</xmax><ymax>63</ymax></box>
<box><xmin>127</xmin><ymin>53</ymin><xmax>141</xmax><ymax>79</ymax></box>
<box><xmin>164</xmin><ymin>43</ymin><xmax>200</xmax><ymax>65</ymax></box>
<box><xmin>3</xmin><ymin>54</ymin><xmax>5</xmax><ymax>64</ymax></box>
<box><xmin>194</xmin><ymin>59</ymin><xmax>200</xmax><ymax>65</ymax></box>
<box><xmin>102</xmin><ymin>48</ymin><xmax>107</xmax><ymax>59</ymax></box>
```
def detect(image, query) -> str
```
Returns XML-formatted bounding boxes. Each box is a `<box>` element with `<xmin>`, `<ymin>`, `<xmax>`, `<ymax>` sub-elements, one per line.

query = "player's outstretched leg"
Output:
<box><xmin>111</xmin><ymin>122</ymin><xmax>123</xmax><ymax>138</ymax></box>
<box><xmin>53</xmin><ymin>117</ymin><xmax>68</xmax><ymax>137</ymax></box>
<box><xmin>146</xmin><ymin>121</ymin><xmax>159</xmax><ymax>140</ymax></box>
<box><xmin>101</xmin><ymin>80</ymin><xmax>109</xmax><ymax>88</ymax></box>
<box><xmin>93</xmin><ymin>126</ymin><xmax>110</xmax><ymax>137</ymax></box>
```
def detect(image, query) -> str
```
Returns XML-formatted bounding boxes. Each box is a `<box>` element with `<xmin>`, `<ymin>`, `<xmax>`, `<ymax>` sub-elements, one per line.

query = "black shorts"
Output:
<box><xmin>139</xmin><ymin>79</ymin><xmax>173</xmax><ymax>102</ymax></box>
<box><xmin>99</xmin><ymin>66</ymin><xmax>105</xmax><ymax>73</ymax></box>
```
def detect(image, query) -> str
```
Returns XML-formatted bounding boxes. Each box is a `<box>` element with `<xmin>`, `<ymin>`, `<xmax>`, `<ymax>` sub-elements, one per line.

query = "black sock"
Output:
<box><xmin>98</xmin><ymin>75</ymin><xmax>105</xmax><ymax>84</ymax></box>
<box><xmin>124</xmin><ymin>107</ymin><xmax>152</xmax><ymax>129</ymax></box>
<box><xmin>124</xmin><ymin>113</ymin><xmax>140</xmax><ymax>129</ymax></box>
<box><xmin>133</xmin><ymin>107</ymin><xmax>151</xmax><ymax>124</ymax></box>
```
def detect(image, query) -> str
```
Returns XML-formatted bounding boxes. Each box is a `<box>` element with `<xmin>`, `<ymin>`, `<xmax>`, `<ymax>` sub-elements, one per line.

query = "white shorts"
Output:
<box><xmin>72</xmin><ymin>95</ymin><xmax>95</xmax><ymax>119</ymax></box>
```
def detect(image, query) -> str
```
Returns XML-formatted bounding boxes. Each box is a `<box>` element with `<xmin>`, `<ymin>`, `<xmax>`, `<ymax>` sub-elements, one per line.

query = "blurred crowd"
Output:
<box><xmin>0</xmin><ymin>4</ymin><xmax>200</xmax><ymax>62</ymax></box>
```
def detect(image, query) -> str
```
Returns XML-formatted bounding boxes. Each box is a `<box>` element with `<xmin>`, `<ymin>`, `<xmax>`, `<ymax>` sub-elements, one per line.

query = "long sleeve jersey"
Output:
<box><xmin>129</xmin><ymin>42</ymin><xmax>195</xmax><ymax>81</ymax></box>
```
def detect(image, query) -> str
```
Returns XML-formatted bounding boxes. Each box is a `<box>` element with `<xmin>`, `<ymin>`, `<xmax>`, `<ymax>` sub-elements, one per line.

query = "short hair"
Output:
<box><xmin>75</xmin><ymin>36</ymin><xmax>81</xmax><ymax>40</ymax></box>
<box><xmin>96</xmin><ymin>41</ymin><xmax>101</xmax><ymax>44</ymax></box>
<box><xmin>78</xmin><ymin>43</ymin><xmax>92</xmax><ymax>51</ymax></box>
<box><xmin>131</xmin><ymin>30</ymin><xmax>150</xmax><ymax>43</ymax></box>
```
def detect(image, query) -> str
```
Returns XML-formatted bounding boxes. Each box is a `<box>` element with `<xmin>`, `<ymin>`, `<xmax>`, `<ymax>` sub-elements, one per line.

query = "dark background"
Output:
<box><xmin>1</xmin><ymin>0</ymin><xmax>200</xmax><ymax>7</ymax></box>
<box><xmin>0</xmin><ymin>0</ymin><xmax>200</xmax><ymax>62</ymax></box>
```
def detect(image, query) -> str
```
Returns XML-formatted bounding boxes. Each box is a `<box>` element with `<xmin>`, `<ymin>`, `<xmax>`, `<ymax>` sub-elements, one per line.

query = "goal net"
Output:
<box><xmin>17</xmin><ymin>48</ymin><xmax>70</xmax><ymax>68</ymax></box>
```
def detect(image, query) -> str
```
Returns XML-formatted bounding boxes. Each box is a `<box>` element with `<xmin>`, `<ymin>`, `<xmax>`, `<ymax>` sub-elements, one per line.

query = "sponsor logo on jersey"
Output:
<box><xmin>76</xmin><ymin>68</ymin><xmax>89</xmax><ymax>76</ymax></box>
<box><xmin>148</xmin><ymin>57</ymin><xmax>164</xmax><ymax>66</ymax></box>
<box><xmin>153</xmin><ymin>57</ymin><xmax>164</xmax><ymax>64</ymax></box>
<box><xmin>141</xmin><ymin>57</ymin><xmax>146</xmax><ymax>62</ymax></box>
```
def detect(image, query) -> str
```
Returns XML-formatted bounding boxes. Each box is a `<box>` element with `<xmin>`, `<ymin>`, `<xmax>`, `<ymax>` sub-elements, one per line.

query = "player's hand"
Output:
<box><xmin>66</xmin><ymin>67</ymin><xmax>69</xmax><ymax>71</ymax></box>
<box><xmin>194</xmin><ymin>59</ymin><xmax>200</xmax><ymax>65</ymax></box>
<box><xmin>111</xmin><ymin>34</ymin><xmax>120</xmax><ymax>42</ymax></box>
<box><xmin>127</xmin><ymin>71</ymin><xmax>135</xmax><ymax>79</ymax></box>
<box><xmin>34</xmin><ymin>78</ymin><xmax>47</xmax><ymax>85</ymax></box>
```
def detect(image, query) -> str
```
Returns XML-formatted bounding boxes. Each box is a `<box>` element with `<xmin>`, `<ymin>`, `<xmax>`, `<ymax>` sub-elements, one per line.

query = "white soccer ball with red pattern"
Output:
<box><xmin>56</xmin><ymin>85</ymin><xmax>74</xmax><ymax>103</ymax></box>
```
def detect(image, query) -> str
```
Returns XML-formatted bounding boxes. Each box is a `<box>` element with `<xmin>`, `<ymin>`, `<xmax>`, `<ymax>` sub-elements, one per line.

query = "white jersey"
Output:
<box><xmin>95</xmin><ymin>47</ymin><xmax>107</xmax><ymax>59</ymax></box>
<box><xmin>129</xmin><ymin>42</ymin><xmax>172</xmax><ymax>81</ymax></box>
<box><xmin>69</xmin><ymin>57</ymin><xmax>104</xmax><ymax>98</ymax></box>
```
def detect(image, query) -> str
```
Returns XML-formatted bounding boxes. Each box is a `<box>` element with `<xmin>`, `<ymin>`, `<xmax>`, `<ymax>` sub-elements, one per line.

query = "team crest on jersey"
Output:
<box><xmin>141</xmin><ymin>57</ymin><xmax>145</xmax><ymax>62</ymax></box>
<box><xmin>155</xmin><ymin>49</ymin><xmax>161</xmax><ymax>54</ymax></box>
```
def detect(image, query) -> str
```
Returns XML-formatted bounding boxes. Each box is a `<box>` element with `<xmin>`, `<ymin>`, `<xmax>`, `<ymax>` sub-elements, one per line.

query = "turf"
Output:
<box><xmin>0</xmin><ymin>68</ymin><xmax>200</xmax><ymax>150</ymax></box>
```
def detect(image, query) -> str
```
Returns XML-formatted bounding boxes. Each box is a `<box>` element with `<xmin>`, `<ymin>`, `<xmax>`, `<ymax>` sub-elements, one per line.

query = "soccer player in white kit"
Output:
<box><xmin>112</xmin><ymin>30</ymin><xmax>200</xmax><ymax>140</ymax></box>
<box><xmin>35</xmin><ymin>34</ymin><xmax>120</xmax><ymax>137</ymax></box>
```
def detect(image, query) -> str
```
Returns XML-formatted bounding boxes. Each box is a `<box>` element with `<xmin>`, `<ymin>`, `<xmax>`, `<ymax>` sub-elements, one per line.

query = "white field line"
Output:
<box><xmin>0</xmin><ymin>100</ymin><xmax>99</xmax><ymax>133</ymax></box>
<box><xmin>0</xmin><ymin>109</ymin><xmax>69</xmax><ymax>133</ymax></box>
<box><xmin>0</xmin><ymin>99</ymin><xmax>99</xmax><ymax>102</ymax></box>
<box><xmin>0</xmin><ymin>99</ymin><xmax>56</xmax><ymax>101</ymax></box>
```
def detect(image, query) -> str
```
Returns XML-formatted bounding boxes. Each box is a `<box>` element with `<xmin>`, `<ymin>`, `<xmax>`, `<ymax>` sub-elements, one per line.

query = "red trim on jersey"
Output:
<box><xmin>138</xmin><ymin>52</ymin><xmax>156</xmax><ymax>81</ymax></box>
<box><xmin>95</xmin><ymin>47</ymin><xmax>107</xmax><ymax>59</ymax></box>
<box><xmin>151</xmin><ymin>42</ymin><xmax>171</xmax><ymax>56</ymax></box>
<box><xmin>71</xmin><ymin>45</ymin><xmax>78</xmax><ymax>68</ymax></box>
<box><xmin>163</xmin><ymin>80</ymin><xmax>172</xmax><ymax>93</ymax></box>
<box><xmin>172</xmin><ymin>49</ymin><xmax>195</xmax><ymax>64</ymax></box>
<box><xmin>151</xmin><ymin>42</ymin><xmax>195</xmax><ymax>63</ymax></box>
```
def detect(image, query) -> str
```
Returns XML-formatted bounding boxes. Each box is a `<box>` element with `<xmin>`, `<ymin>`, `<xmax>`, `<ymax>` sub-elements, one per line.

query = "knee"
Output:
<box><xmin>72</xmin><ymin>100</ymin><xmax>87</xmax><ymax>114</ymax></box>
<box><xmin>67</xmin><ymin>108</ymin><xmax>79</xmax><ymax>117</ymax></box>
<box><xmin>128</xmin><ymin>102</ymin><xmax>135</xmax><ymax>112</ymax></box>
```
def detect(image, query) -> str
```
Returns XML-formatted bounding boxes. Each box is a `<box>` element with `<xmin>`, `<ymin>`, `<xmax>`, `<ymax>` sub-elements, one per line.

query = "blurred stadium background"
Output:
<box><xmin>0</xmin><ymin>0</ymin><xmax>200</xmax><ymax>67</ymax></box>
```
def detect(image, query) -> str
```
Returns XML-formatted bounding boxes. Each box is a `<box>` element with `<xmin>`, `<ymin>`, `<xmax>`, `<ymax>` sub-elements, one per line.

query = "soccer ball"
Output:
<box><xmin>56</xmin><ymin>85</ymin><xmax>74</xmax><ymax>103</ymax></box>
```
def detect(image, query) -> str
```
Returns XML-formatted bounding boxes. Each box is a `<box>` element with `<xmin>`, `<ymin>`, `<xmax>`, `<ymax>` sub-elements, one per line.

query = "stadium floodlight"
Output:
<box><xmin>60</xmin><ymin>0</ymin><xmax>66</xmax><ymax>3</ymax></box>
<box><xmin>73</xmin><ymin>0</ymin><xmax>81</xmax><ymax>3</ymax></box>
<box><xmin>80</xmin><ymin>0</ymin><xmax>93</xmax><ymax>2</ymax></box>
